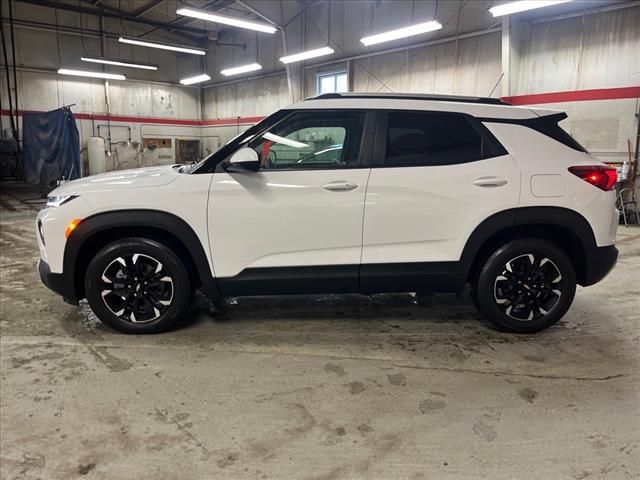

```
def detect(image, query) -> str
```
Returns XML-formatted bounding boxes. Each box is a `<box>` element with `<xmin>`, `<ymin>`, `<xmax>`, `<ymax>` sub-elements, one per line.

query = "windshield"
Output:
<box><xmin>188</xmin><ymin>110</ymin><xmax>289</xmax><ymax>174</ymax></box>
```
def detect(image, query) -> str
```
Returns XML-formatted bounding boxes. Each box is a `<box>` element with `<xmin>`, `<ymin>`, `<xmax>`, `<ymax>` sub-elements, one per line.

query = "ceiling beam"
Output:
<box><xmin>133</xmin><ymin>0</ymin><xmax>167</xmax><ymax>18</ymax></box>
<box><xmin>15</xmin><ymin>0</ymin><xmax>210</xmax><ymax>39</ymax></box>
<box><xmin>139</xmin><ymin>0</ymin><xmax>236</xmax><ymax>38</ymax></box>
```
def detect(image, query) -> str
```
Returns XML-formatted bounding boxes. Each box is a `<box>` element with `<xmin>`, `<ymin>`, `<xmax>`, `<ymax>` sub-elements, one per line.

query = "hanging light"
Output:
<box><xmin>489</xmin><ymin>1</ymin><xmax>572</xmax><ymax>17</ymax></box>
<box><xmin>57</xmin><ymin>69</ymin><xmax>126</xmax><ymax>80</ymax></box>
<box><xmin>180</xmin><ymin>74</ymin><xmax>211</xmax><ymax>85</ymax></box>
<box><xmin>176</xmin><ymin>7</ymin><xmax>277</xmax><ymax>34</ymax></box>
<box><xmin>221</xmin><ymin>63</ymin><xmax>263</xmax><ymax>76</ymax></box>
<box><xmin>279</xmin><ymin>47</ymin><xmax>335</xmax><ymax>64</ymax></box>
<box><xmin>81</xmin><ymin>56</ymin><xmax>159</xmax><ymax>71</ymax></box>
<box><xmin>119</xmin><ymin>37</ymin><xmax>206</xmax><ymax>55</ymax></box>
<box><xmin>360</xmin><ymin>20</ymin><xmax>443</xmax><ymax>46</ymax></box>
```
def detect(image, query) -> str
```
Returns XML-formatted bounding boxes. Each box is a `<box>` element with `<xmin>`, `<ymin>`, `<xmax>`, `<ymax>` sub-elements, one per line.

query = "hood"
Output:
<box><xmin>50</xmin><ymin>165</ymin><xmax>181</xmax><ymax>196</ymax></box>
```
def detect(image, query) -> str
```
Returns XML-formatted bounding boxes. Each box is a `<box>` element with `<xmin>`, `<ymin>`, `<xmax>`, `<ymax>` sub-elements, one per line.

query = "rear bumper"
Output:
<box><xmin>581</xmin><ymin>245</ymin><xmax>618</xmax><ymax>287</ymax></box>
<box><xmin>38</xmin><ymin>259</ymin><xmax>79</xmax><ymax>305</ymax></box>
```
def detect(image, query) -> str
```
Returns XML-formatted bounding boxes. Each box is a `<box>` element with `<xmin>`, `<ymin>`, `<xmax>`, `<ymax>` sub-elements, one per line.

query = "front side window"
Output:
<box><xmin>247</xmin><ymin>111</ymin><xmax>365</xmax><ymax>170</ymax></box>
<box><xmin>384</xmin><ymin>111</ymin><xmax>502</xmax><ymax>167</ymax></box>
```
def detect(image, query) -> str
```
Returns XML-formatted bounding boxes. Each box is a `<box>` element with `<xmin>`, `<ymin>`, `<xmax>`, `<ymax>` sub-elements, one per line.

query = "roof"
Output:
<box><xmin>310</xmin><ymin>92</ymin><xmax>510</xmax><ymax>106</ymax></box>
<box><xmin>287</xmin><ymin>93</ymin><xmax>554</xmax><ymax>120</ymax></box>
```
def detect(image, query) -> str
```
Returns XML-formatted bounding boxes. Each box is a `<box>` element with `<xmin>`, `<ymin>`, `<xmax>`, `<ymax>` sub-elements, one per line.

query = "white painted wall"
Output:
<box><xmin>202</xmin><ymin>5</ymin><xmax>640</xmax><ymax>162</ymax></box>
<box><xmin>1</xmin><ymin>1</ymin><xmax>638</xmax><ymax>173</ymax></box>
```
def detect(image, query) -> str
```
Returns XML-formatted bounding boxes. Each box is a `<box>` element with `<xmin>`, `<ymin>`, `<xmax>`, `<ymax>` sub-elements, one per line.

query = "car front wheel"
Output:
<box><xmin>85</xmin><ymin>237</ymin><xmax>192</xmax><ymax>334</ymax></box>
<box><xmin>474</xmin><ymin>238</ymin><xmax>576</xmax><ymax>333</ymax></box>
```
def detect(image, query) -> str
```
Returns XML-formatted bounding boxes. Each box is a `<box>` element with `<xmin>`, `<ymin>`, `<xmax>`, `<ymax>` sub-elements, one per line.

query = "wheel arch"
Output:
<box><xmin>64</xmin><ymin>209</ymin><xmax>221</xmax><ymax>302</ymax></box>
<box><xmin>461</xmin><ymin>207</ymin><xmax>597</xmax><ymax>286</ymax></box>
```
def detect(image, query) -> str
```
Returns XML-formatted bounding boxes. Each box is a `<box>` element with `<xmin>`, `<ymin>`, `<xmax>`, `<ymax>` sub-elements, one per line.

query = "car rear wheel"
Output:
<box><xmin>85</xmin><ymin>237</ymin><xmax>191</xmax><ymax>334</ymax></box>
<box><xmin>474</xmin><ymin>238</ymin><xmax>576</xmax><ymax>333</ymax></box>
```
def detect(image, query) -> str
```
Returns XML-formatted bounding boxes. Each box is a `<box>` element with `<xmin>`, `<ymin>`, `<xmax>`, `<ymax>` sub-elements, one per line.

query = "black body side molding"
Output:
<box><xmin>217</xmin><ymin>265</ymin><xmax>359</xmax><ymax>297</ymax></box>
<box><xmin>216</xmin><ymin>206</ymin><xmax>611</xmax><ymax>296</ymax></box>
<box><xmin>43</xmin><ymin>206</ymin><xmax>613</xmax><ymax>304</ymax></box>
<box><xmin>458</xmin><ymin>206</ymin><xmax>614</xmax><ymax>287</ymax></box>
<box><xmin>61</xmin><ymin>209</ymin><xmax>221</xmax><ymax>303</ymax></box>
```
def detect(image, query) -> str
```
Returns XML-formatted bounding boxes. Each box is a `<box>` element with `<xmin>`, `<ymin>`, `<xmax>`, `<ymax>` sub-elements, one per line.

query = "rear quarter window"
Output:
<box><xmin>383</xmin><ymin>111</ymin><xmax>506</xmax><ymax>167</ymax></box>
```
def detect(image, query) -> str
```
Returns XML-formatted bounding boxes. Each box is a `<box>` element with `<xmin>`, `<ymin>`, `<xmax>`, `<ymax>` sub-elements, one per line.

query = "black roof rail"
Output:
<box><xmin>310</xmin><ymin>92</ymin><xmax>510</xmax><ymax>106</ymax></box>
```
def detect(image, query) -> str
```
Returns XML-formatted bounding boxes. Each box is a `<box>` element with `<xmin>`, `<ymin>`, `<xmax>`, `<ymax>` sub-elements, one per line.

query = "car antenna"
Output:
<box><xmin>488</xmin><ymin>72</ymin><xmax>505</xmax><ymax>98</ymax></box>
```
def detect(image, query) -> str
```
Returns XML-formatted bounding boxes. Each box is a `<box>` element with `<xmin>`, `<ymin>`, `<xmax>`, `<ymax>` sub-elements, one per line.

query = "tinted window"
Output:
<box><xmin>385</xmin><ymin>111</ymin><xmax>501</xmax><ymax>166</ymax></box>
<box><xmin>247</xmin><ymin>111</ymin><xmax>365</xmax><ymax>170</ymax></box>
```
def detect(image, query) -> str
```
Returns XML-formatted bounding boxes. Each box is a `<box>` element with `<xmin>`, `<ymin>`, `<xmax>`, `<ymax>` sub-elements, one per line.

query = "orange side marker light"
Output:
<box><xmin>65</xmin><ymin>218</ymin><xmax>82</xmax><ymax>238</ymax></box>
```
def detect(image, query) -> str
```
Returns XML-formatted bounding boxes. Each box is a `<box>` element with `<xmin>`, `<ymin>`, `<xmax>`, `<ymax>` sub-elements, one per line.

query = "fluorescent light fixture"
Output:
<box><xmin>263</xmin><ymin>132</ymin><xmax>308</xmax><ymax>149</ymax></box>
<box><xmin>180</xmin><ymin>73</ymin><xmax>211</xmax><ymax>85</ymax></box>
<box><xmin>279</xmin><ymin>47</ymin><xmax>334</xmax><ymax>64</ymax></box>
<box><xmin>119</xmin><ymin>36</ymin><xmax>206</xmax><ymax>55</ymax></box>
<box><xmin>57</xmin><ymin>68</ymin><xmax>126</xmax><ymax>80</ymax></box>
<box><xmin>489</xmin><ymin>0</ymin><xmax>572</xmax><ymax>17</ymax></box>
<box><xmin>81</xmin><ymin>56</ymin><xmax>158</xmax><ymax>71</ymax></box>
<box><xmin>360</xmin><ymin>20</ymin><xmax>443</xmax><ymax>46</ymax></box>
<box><xmin>221</xmin><ymin>63</ymin><xmax>263</xmax><ymax>76</ymax></box>
<box><xmin>176</xmin><ymin>7</ymin><xmax>277</xmax><ymax>34</ymax></box>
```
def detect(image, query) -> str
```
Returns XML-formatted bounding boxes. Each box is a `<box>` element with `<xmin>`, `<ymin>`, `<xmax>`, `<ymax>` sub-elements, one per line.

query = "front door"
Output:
<box><xmin>208</xmin><ymin>110</ymin><xmax>374</xmax><ymax>296</ymax></box>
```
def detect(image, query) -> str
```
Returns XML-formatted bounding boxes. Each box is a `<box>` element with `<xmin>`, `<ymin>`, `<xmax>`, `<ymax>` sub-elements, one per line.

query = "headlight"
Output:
<box><xmin>46</xmin><ymin>195</ymin><xmax>78</xmax><ymax>208</ymax></box>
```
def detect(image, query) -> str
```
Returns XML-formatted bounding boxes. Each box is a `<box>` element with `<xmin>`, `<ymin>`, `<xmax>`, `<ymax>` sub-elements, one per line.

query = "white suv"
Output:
<box><xmin>37</xmin><ymin>93</ymin><xmax>619</xmax><ymax>334</ymax></box>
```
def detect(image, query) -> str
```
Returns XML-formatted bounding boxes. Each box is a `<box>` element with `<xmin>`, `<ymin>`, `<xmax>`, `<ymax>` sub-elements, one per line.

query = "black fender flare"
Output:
<box><xmin>459</xmin><ymin>206</ymin><xmax>597</xmax><ymax>282</ymax></box>
<box><xmin>63</xmin><ymin>209</ymin><xmax>221</xmax><ymax>301</ymax></box>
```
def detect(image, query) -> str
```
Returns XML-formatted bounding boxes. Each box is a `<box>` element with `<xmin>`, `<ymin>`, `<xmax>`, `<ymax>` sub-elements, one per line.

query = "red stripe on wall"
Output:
<box><xmin>1</xmin><ymin>86</ymin><xmax>638</xmax><ymax>127</ymax></box>
<box><xmin>0</xmin><ymin>110</ymin><xmax>263</xmax><ymax>127</ymax></box>
<box><xmin>201</xmin><ymin>116</ymin><xmax>266</xmax><ymax>126</ymax></box>
<box><xmin>73</xmin><ymin>112</ymin><xmax>202</xmax><ymax>126</ymax></box>
<box><xmin>501</xmin><ymin>86</ymin><xmax>640</xmax><ymax>105</ymax></box>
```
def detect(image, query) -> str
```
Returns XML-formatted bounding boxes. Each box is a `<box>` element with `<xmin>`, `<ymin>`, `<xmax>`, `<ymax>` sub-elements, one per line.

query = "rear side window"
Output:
<box><xmin>384</xmin><ymin>111</ymin><xmax>505</xmax><ymax>167</ymax></box>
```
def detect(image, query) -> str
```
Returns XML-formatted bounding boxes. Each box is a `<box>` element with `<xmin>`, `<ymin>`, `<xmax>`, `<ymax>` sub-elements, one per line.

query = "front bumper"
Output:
<box><xmin>38</xmin><ymin>259</ymin><xmax>79</xmax><ymax>305</ymax></box>
<box><xmin>582</xmin><ymin>245</ymin><xmax>618</xmax><ymax>287</ymax></box>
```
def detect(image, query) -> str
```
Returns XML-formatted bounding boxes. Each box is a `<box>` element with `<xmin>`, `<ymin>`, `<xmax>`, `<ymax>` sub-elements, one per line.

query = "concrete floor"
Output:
<box><xmin>1</xmin><ymin>183</ymin><xmax>639</xmax><ymax>480</ymax></box>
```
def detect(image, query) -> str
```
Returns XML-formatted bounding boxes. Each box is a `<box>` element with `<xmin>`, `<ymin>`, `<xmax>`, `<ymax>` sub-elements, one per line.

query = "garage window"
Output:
<box><xmin>317</xmin><ymin>71</ymin><xmax>348</xmax><ymax>95</ymax></box>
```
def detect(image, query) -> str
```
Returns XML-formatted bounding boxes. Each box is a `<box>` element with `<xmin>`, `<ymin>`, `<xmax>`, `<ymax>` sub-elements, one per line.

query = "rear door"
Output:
<box><xmin>361</xmin><ymin>110</ymin><xmax>521</xmax><ymax>292</ymax></box>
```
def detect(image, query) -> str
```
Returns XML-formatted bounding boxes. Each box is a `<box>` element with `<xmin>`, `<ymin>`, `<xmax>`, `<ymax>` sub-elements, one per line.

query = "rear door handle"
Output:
<box><xmin>473</xmin><ymin>176</ymin><xmax>508</xmax><ymax>187</ymax></box>
<box><xmin>323</xmin><ymin>181</ymin><xmax>358</xmax><ymax>191</ymax></box>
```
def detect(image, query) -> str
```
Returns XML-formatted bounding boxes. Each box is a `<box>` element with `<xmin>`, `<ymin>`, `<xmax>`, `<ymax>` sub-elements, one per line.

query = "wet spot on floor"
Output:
<box><xmin>522</xmin><ymin>354</ymin><xmax>545</xmax><ymax>362</ymax></box>
<box><xmin>88</xmin><ymin>346</ymin><xmax>133</xmax><ymax>372</ymax></box>
<box><xmin>357</xmin><ymin>424</ymin><xmax>373</xmax><ymax>436</ymax></box>
<box><xmin>78</xmin><ymin>462</ymin><xmax>96</xmax><ymax>475</ymax></box>
<box><xmin>472</xmin><ymin>420</ymin><xmax>497</xmax><ymax>442</ymax></box>
<box><xmin>347</xmin><ymin>381</ymin><xmax>365</xmax><ymax>394</ymax></box>
<box><xmin>324</xmin><ymin>363</ymin><xmax>345</xmax><ymax>376</ymax></box>
<box><xmin>387</xmin><ymin>373</ymin><xmax>406</xmax><ymax>386</ymax></box>
<box><xmin>419</xmin><ymin>399</ymin><xmax>446</xmax><ymax>413</ymax></box>
<box><xmin>518</xmin><ymin>387</ymin><xmax>539</xmax><ymax>403</ymax></box>
<box><xmin>449</xmin><ymin>348</ymin><xmax>470</xmax><ymax>362</ymax></box>
<box><xmin>217</xmin><ymin>453</ymin><xmax>239</xmax><ymax>468</ymax></box>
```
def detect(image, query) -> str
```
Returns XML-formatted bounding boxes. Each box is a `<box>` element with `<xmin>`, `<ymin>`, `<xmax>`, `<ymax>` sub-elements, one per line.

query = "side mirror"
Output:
<box><xmin>225</xmin><ymin>147</ymin><xmax>259</xmax><ymax>172</ymax></box>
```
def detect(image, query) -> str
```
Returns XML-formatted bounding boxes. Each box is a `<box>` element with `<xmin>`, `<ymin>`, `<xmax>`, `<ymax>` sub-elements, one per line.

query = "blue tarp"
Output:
<box><xmin>22</xmin><ymin>107</ymin><xmax>80</xmax><ymax>187</ymax></box>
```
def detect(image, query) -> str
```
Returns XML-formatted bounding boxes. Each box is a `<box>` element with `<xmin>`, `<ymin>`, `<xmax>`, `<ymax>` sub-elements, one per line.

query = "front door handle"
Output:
<box><xmin>473</xmin><ymin>176</ymin><xmax>508</xmax><ymax>187</ymax></box>
<box><xmin>323</xmin><ymin>181</ymin><xmax>358</xmax><ymax>191</ymax></box>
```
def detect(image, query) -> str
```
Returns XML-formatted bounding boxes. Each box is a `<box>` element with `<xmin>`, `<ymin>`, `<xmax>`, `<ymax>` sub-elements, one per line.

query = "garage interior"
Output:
<box><xmin>1</xmin><ymin>0</ymin><xmax>639</xmax><ymax>478</ymax></box>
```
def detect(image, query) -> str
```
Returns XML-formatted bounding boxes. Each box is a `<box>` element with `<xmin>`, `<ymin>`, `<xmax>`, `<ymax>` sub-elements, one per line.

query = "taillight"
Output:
<box><xmin>568</xmin><ymin>166</ymin><xmax>617</xmax><ymax>191</ymax></box>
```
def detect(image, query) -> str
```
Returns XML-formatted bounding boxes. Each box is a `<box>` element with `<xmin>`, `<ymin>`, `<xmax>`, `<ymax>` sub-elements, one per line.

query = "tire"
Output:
<box><xmin>474</xmin><ymin>238</ymin><xmax>576</xmax><ymax>333</ymax></box>
<box><xmin>85</xmin><ymin>237</ymin><xmax>192</xmax><ymax>334</ymax></box>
